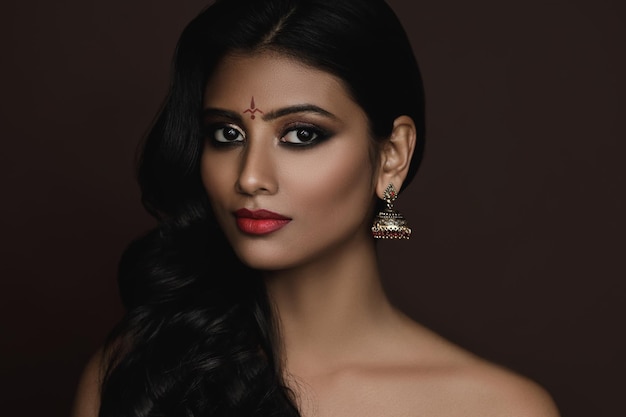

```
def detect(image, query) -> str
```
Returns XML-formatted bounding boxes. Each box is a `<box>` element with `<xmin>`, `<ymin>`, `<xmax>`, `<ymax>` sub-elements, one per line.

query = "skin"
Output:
<box><xmin>71</xmin><ymin>52</ymin><xmax>561</xmax><ymax>417</ymax></box>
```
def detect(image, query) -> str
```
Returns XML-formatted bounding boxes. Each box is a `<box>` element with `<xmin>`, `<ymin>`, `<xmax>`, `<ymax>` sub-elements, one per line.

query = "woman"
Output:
<box><xmin>72</xmin><ymin>0</ymin><xmax>561</xmax><ymax>416</ymax></box>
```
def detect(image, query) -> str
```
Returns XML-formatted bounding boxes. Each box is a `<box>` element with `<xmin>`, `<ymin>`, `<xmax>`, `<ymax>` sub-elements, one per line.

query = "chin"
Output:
<box><xmin>236</xmin><ymin>255</ymin><xmax>296</xmax><ymax>272</ymax></box>
<box><xmin>229</xmin><ymin>242</ymin><xmax>297</xmax><ymax>272</ymax></box>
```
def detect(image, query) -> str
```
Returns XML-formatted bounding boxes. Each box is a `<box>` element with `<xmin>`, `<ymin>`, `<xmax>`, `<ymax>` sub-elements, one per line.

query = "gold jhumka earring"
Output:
<box><xmin>371</xmin><ymin>183</ymin><xmax>411</xmax><ymax>239</ymax></box>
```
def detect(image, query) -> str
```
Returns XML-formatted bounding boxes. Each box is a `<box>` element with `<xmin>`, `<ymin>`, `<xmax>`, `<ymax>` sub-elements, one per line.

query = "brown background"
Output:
<box><xmin>1</xmin><ymin>0</ymin><xmax>624</xmax><ymax>416</ymax></box>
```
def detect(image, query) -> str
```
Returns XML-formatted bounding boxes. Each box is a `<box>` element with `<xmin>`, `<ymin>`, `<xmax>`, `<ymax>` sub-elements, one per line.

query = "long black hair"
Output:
<box><xmin>99</xmin><ymin>0</ymin><xmax>425</xmax><ymax>416</ymax></box>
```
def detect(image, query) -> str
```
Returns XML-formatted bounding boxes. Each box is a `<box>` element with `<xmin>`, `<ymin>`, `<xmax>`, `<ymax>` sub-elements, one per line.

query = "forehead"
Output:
<box><xmin>203</xmin><ymin>51</ymin><xmax>356</xmax><ymax>110</ymax></box>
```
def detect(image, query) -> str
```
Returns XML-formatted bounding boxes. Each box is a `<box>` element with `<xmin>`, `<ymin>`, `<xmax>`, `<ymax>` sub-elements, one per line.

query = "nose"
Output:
<box><xmin>235</xmin><ymin>137</ymin><xmax>278</xmax><ymax>195</ymax></box>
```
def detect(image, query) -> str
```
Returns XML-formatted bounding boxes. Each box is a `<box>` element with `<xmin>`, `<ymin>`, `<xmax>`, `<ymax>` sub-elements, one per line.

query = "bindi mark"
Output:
<box><xmin>243</xmin><ymin>96</ymin><xmax>264</xmax><ymax>119</ymax></box>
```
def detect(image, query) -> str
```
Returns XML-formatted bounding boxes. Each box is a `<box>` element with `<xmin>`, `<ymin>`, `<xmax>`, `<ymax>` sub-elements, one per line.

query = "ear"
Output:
<box><xmin>376</xmin><ymin>115</ymin><xmax>417</xmax><ymax>198</ymax></box>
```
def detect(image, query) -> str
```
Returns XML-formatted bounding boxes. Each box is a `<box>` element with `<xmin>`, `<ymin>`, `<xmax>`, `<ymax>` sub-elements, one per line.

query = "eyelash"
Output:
<box><xmin>280</xmin><ymin>123</ymin><xmax>332</xmax><ymax>147</ymax></box>
<box><xmin>206</xmin><ymin>124</ymin><xmax>245</xmax><ymax>145</ymax></box>
<box><xmin>204</xmin><ymin>123</ymin><xmax>333</xmax><ymax>148</ymax></box>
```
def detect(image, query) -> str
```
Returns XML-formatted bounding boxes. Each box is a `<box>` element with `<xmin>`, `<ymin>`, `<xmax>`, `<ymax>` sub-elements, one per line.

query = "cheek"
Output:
<box><xmin>283</xmin><ymin>144</ymin><xmax>374</xmax><ymax>218</ymax></box>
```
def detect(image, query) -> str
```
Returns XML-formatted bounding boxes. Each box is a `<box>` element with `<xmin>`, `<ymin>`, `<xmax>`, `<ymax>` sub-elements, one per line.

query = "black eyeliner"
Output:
<box><xmin>279</xmin><ymin>123</ymin><xmax>334</xmax><ymax>148</ymax></box>
<box><xmin>202</xmin><ymin>122</ymin><xmax>245</xmax><ymax>147</ymax></box>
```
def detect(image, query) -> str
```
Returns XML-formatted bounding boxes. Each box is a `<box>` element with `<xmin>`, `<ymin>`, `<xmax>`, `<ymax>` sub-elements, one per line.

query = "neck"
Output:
<box><xmin>263</xmin><ymin>233</ymin><xmax>397</xmax><ymax>375</ymax></box>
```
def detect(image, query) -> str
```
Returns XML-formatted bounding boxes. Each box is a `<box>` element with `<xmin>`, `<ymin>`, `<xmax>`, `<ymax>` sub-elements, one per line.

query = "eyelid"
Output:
<box><xmin>279</xmin><ymin>123</ymin><xmax>332</xmax><ymax>146</ymax></box>
<box><xmin>204</xmin><ymin>122</ymin><xmax>246</xmax><ymax>144</ymax></box>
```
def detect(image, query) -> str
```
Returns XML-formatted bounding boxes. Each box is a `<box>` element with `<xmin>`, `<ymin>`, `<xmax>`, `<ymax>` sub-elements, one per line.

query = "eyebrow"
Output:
<box><xmin>202</xmin><ymin>104</ymin><xmax>338</xmax><ymax>122</ymax></box>
<box><xmin>202</xmin><ymin>108</ymin><xmax>243</xmax><ymax>124</ymax></box>
<box><xmin>261</xmin><ymin>104</ymin><xmax>337</xmax><ymax>121</ymax></box>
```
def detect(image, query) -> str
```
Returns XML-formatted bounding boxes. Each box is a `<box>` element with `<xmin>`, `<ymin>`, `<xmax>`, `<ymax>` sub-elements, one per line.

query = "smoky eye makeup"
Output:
<box><xmin>203</xmin><ymin>122</ymin><xmax>246</xmax><ymax>146</ymax></box>
<box><xmin>279</xmin><ymin>123</ymin><xmax>334</xmax><ymax>147</ymax></box>
<box><xmin>201</xmin><ymin>105</ymin><xmax>338</xmax><ymax>149</ymax></box>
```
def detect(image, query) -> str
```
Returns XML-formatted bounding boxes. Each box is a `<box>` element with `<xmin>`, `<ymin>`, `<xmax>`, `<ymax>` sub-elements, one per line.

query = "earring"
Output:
<box><xmin>371</xmin><ymin>183</ymin><xmax>411</xmax><ymax>239</ymax></box>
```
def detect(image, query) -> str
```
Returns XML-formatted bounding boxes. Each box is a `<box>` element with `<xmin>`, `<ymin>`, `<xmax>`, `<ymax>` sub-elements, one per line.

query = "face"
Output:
<box><xmin>201</xmin><ymin>51</ymin><xmax>379</xmax><ymax>271</ymax></box>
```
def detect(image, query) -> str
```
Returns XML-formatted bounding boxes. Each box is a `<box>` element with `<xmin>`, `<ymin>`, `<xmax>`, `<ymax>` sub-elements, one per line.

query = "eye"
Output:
<box><xmin>209</xmin><ymin>125</ymin><xmax>245</xmax><ymax>144</ymax></box>
<box><xmin>280</xmin><ymin>125</ymin><xmax>330</xmax><ymax>146</ymax></box>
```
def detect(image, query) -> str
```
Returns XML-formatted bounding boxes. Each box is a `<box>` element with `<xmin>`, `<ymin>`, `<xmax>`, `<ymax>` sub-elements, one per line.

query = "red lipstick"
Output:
<box><xmin>234</xmin><ymin>209</ymin><xmax>291</xmax><ymax>235</ymax></box>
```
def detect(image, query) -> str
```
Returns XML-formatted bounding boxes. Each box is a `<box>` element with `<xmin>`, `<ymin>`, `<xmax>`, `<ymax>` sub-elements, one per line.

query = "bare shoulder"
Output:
<box><xmin>384</xmin><ymin>315</ymin><xmax>562</xmax><ymax>417</ymax></box>
<box><xmin>441</xmin><ymin>357</ymin><xmax>561</xmax><ymax>417</ymax></box>
<box><xmin>71</xmin><ymin>347</ymin><xmax>105</xmax><ymax>417</ymax></box>
<box><xmin>301</xmin><ymin>314</ymin><xmax>561</xmax><ymax>417</ymax></box>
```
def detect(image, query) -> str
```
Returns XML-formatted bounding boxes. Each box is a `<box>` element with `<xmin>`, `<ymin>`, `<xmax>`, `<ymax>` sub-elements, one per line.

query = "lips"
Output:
<box><xmin>234</xmin><ymin>209</ymin><xmax>291</xmax><ymax>235</ymax></box>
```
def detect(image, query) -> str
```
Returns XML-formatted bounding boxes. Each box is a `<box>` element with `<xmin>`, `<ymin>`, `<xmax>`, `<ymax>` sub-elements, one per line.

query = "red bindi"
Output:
<box><xmin>243</xmin><ymin>96</ymin><xmax>264</xmax><ymax>119</ymax></box>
